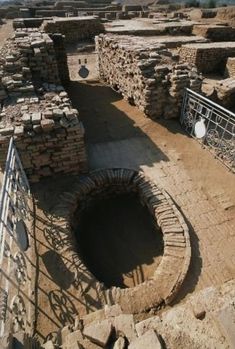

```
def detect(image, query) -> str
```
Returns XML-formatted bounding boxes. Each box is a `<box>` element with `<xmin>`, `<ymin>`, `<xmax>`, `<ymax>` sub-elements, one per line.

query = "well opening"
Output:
<box><xmin>60</xmin><ymin>169</ymin><xmax>191</xmax><ymax>314</ymax></box>
<box><xmin>74</xmin><ymin>191</ymin><xmax>164</xmax><ymax>289</ymax></box>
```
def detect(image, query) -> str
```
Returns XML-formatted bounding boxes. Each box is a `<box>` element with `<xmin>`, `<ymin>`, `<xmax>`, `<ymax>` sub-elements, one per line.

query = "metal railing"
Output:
<box><xmin>0</xmin><ymin>137</ymin><xmax>31</xmax><ymax>337</ymax></box>
<box><xmin>181</xmin><ymin>88</ymin><xmax>235</xmax><ymax>172</ymax></box>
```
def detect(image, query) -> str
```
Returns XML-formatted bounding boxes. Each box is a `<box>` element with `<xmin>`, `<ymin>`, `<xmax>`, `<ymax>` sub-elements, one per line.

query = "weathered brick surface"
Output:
<box><xmin>96</xmin><ymin>34</ymin><xmax>202</xmax><ymax>119</ymax></box>
<box><xmin>192</xmin><ymin>25</ymin><xmax>235</xmax><ymax>42</ymax></box>
<box><xmin>180</xmin><ymin>42</ymin><xmax>235</xmax><ymax>74</ymax></box>
<box><xmin>42</xmin><ymin>16</ymin><xmax>104</xmax><ymax>44</ymax></box>
<box><xmin>0</xmin><ymin>28</ymin><xmax>87</xmax><ymax>182</ymax></box>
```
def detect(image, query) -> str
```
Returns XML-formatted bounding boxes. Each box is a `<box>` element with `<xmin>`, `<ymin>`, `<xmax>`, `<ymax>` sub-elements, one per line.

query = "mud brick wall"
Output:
<box><xmin>13</xmin><ymin>18</ymin><xmax>45</xmax><ymax>29</ymax></box>
<box><xmin>42</xmin><ymin>16</ymin><xmax>105</xmax><ymax>44</ymax></box>
<box><xmin>96</xmin><ymin>34</ymin><xmax>202</xmax><ymax>119</ymax></box>
<box><xmin>35</xmin><ymin>9</ymin><xmax>67</xmax><ymax>17</ymax></box>
<box><xmin>0</xmin><ymin>99</ymin><xmax>87</xmax><ymax>182</ymax></box>
<box><xmin>192</xmin><ymin>25</ymin><xmax>235</xmax><ymax>42</ymax></box>
<box><xmin>225</xmin><ymin>57</ymin><xmax>235</xmax><ymax>78</ymax></box>
<box><xmin>55</xmin><ymin>1</ymin><xmax>87</xmax><ymax>9</ymax></box>
<box><xmin>0</xmin><ymin>28</ymin><xmax>87</xmax><ymax>182</ymax></box>
<box><xmin>179</xmin><ymin>42</ymin><xmax>235</xmax><ymax>74</ymax></box>
<box><xmin>50</xmin><ymin>33</ymin><xmax>70</xmax><ymax>84</ymax></box>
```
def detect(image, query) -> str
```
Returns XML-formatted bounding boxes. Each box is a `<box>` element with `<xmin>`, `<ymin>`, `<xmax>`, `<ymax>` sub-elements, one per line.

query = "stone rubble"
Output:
<box><xmin>96</xmin><ymin>34</ymin><xmax>202</xmax><ymax>119</ymax></box>
<box><xmin>128</xmin><ymin>329</ymin><xmax>162</xmax><ymax>349</ymax></box>
<box><xmin>83</xmin><ymin>319</ymin><xmax>113</xmax><ymax>347</ymax></box>
<box><xmin>9</xmin><ymin>280</ymin><xmax>230</xmax><ymax>348</ymax></box>
<box><xmin>214</xmin><ymin>78</ymin><xmax>235</xmax><ymax>108</ymax></box>
<box><xmin>192</xmin><ymin>24</ymin><xmax>235</xmax><ymax>42</ymax></box>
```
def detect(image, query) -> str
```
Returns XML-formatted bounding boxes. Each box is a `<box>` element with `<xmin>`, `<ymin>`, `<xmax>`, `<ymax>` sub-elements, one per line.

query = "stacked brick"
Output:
<box><xmin>0</xmin><ymin>28</ymin><xmax>87</xmax><ymax>182</ymax></box>
<box><xmin>192</xmin><ymin>25</ymin><xmax>235</xmax><ymax>42</ymax></box>
<box><xmin>179</xmin><ymin>42</ymin><xmax>235</xmax><ymax>74</ymax></box>
<box><xmin>96</xmin><ymin>34</ymin><xmax>202</xmax><ymax>119</ymax></box>
<box><xmin>225</xmin><ymin>57</ymin><xmax>235</xmax><ymax>78</ymax></box>
<box><xmin>42</xmin><ymin>16</ymin><xmax>105</xmax><ymax>44</ymax></box>
<box><xmin>0</xmin><ymin>27</ymin><xmax>63</xmax><ymax>98</ymax></box>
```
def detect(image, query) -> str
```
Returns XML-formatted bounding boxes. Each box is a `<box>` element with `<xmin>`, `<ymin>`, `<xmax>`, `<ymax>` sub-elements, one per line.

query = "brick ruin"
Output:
<box><xmin>96</xmin><ymin>34</ymin><xmax>202</xmax><ymax>119</ymax></box>
<box><xmin>0</xmin><ymin>28</ymin><xmax>87</xmax><ymax>182</ymax></box>
<box><xmin>192</xmin><ymin>24</ymin><xmax>235</xmax><ymax>42</ymax></box>
<box><xmin>0</xmin><ymin>4</ymin><xmax>234</xmax><ymax>349</ymax></box>
<box><xmin>54</xmin><ymin>168</ymin><xmax>190</xmax><ymax>314</ymax></box>
<box><xmin>42</xmin><ymin>16</ymin><xmax>105</xmax><ymax>44</ymax></box>
<box><xmin>179</xmin><ymin>42</ymin><xmax>235</xmax><ymax>74</ymax></box>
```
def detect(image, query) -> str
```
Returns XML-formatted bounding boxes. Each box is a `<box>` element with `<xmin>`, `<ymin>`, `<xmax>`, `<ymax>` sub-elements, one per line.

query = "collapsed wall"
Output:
<box><xmin>180</xmin><ymin>42</ymin><xmax>235</xmax><ymax>74</ymax></box>
<box><xmin>0</xmin><ymin>28</ymin><xmax>87</xmax><ymax>182</ymax></box>
<box><xmin>42</xmin><ymin>16</ymin><xmax>105</xmax><ymax>44</ymax></box>
<box><xmin>96</xmin><ymin>34</ymin><xmax>202</xmax><ymax>119</ymax></box>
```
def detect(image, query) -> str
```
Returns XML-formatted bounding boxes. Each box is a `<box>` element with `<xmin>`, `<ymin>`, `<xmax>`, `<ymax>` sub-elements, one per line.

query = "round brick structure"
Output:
<box><xmin>54</xmin><ymin>168</ymin><xmax>191</xmax><ymax>314</ymax></box>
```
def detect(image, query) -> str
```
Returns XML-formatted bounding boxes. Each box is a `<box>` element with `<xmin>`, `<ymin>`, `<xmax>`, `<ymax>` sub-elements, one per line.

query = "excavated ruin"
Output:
<box><xmin>54</xmin><ymin>168</ymin><xmax>191</xmax><ymax>314</ymax></box>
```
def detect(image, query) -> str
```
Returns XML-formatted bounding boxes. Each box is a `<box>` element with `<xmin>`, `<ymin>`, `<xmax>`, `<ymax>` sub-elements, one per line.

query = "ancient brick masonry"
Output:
<box><xmin>0</xmin><ymin>28</ymin><xmax>87</xmax><ymax>182</ymax></box>
<box><xmin>192</xmin><ymin>25</ymin><xmax>235</xmax><ymax>42</ymax></box>
<box><xmin>96</xmin><ymin>34</ymin><xmax>202</xmax><ymax>119</ymax></box>
<box><xmin>42</xmin><ymin>16</ymin><xmax>105</xmax><ymax>44</ymax></box>
<box><xmin>180</xmin><ymin>42</ymin><xmax>235</xmax><ymax>74</ymax></box>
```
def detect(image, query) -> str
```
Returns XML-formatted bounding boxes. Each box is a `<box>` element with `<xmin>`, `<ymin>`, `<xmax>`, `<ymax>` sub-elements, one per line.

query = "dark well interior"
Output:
<box><xmin>74</xmin><ymin>192</ymin><xmax>163</xmax><ymax>289</ymax></box>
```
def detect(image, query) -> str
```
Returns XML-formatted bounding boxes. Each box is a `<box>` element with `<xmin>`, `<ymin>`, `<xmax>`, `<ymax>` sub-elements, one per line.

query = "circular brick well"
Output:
<box><xmin>55</xmin><ymin>168</ymin><xmax>191</xmax><ymax>314</ymax></box>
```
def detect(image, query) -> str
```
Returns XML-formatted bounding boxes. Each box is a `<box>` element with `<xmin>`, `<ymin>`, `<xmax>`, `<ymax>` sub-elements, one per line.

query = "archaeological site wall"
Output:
<box><xmin>192</xmin><ymin>25</ymin><xmax>235</xmax><ymax>42</ymax></box>
<box><xmin>96</xmin><ymin>34</ymin><xmax>202</xmax><ymax>119</ymax></box>
<box><xmin>13</xmin><ymin>18</ymin><xmax>45</xmax><ymax>29</ymax></box>
<box><xmin>42</xmin><ymin>16</ymin><xmax>105</xmax><ymax>44</ymax></box>
<box><xmin>180</xmin><ymin>42</ymin><xmax>235</xmax><ymax>74</ymax></box>
<box><xmin>0</xmin><ymin>28</ymin><xmax>87</xmax><ymax>182</ymax></box>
